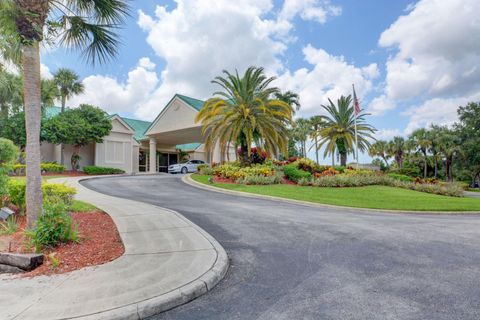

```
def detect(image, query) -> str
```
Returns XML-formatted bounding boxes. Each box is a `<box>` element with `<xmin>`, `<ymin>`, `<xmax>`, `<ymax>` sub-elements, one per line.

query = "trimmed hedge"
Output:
<box><xmin>7</xmin><ymin>180</ymin><xmax>77</xmax><ymax>212</ymax></box>
<box><xmin>12</xmin><ymin>163</ymin><xmax>65</xmax><ymax>175</ymax></box>
<box><xmin>283</xmin><ymin>164</ymin><xmax>311</xmax><ymax>183</ymax></box>
<box><xmin>83</xmin><ymin>166</ymin><xmax>125</xmax><ymax>175</ymax></box>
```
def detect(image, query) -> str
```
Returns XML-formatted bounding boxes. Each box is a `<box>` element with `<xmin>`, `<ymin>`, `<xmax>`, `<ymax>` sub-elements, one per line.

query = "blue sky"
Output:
<box><xmin>40</xmin><ymin>0</ymin><xmax>480</xmax><ymax>164</ymax></box>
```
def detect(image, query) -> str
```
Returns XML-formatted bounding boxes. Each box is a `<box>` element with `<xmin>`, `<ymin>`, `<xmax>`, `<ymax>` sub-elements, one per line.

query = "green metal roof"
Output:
<box><xmin>175</xmin><ymin>143</ymin><xmax>201</xmax><ymax>151</ymax></box>
<box><xmin>176</xmin><ymin>94</ymin><xmax>205</xmax><ymax>111</ymax></box>
<box><xmin>121</xmin><ymin>117</ymin><xmax>152</xmax><ymax>141</ymax></box>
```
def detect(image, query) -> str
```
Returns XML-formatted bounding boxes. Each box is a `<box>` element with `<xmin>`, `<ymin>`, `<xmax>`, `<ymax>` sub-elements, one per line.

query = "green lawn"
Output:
<box><xmin>69</xmin><ymin>200</ymin><xmax>98</xmax><ymax>212</ymax></box>
<box><xmin>11</xmin><ymin>175</ymin><xmax>67</xmax><ymax>181</ymax></box>
<box><xmin>192</xmin><ymin>175</ymin><xmax>480</xmax><ymax>212</ymax></box>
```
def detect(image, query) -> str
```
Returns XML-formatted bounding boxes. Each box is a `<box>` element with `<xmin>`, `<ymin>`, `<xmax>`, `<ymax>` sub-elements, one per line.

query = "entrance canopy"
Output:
<box><xmin>148</xmin><ymin>126</ymin><xmax>204</xmax><ymax>145</ymax></box>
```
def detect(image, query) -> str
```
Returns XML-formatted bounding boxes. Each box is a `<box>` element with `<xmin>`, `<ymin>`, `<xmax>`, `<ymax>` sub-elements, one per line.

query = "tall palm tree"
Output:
<box><xmin>53</xmin><ymin>68</ymin><xmax>84</xmax><ymax>112</ymax></box>
<box><xmin>427</xmin><ymin>125</ymin><xmax>442</xmax><ymax>178</ymax></box>
<box><xmin>312</xmin><ymin>95</ymin><xmax>376</xmax><ymax>166</ymax></box>
<box><xmin>53</xmin><ymin>68</ymin><xmax>84</xmax><ymax>165</ymax></box>
<box><xmin>0</xmin><ymin>0</ymin><xmax>129</xmax><ymax>228</ymax></box>
<box><xmin>388</xmin><ymin>136</ymin><xmax>406</xmax><ymax>168</ymax></box>
<box><xmin>309</xmin><ymin>115</ymin><xmax>323</xmax><ymax>164</ymax></box>
<box><xmin>40</xmin><ymin>79</ymin><xmax>58</xmax><ymax>107</ymax></box>
<box><xmin>0</xmin><ymin>69</ymin><xmax>22</xmax><ymax>117</ymax></box>
<box><xmin>293</xmin><ymin>118</ymin><xmax>312</xmax><ymax>158</ymax></box>
<box><xmin>275</xmin><ymin>90</ymin><xmax>300</xmax><ymax>111</ymax></box>
<box><xmin>196</xmin><ymin>67</ymin><xmax>294</xmax><ymax>167</ymax></box>
<box><xmin>368</xmin><ymin>140</ymin><xmax>390</xmax><ymax>168</ymax></box>
<box><xmin>409</xmin><ymin>128</ymin><xmax>432</xmax><ymax>178</ymax></box>
<box><xmin>436</xmin><ymin>126</ymin><xmax>461</xmax><ymax>182</ymax></box>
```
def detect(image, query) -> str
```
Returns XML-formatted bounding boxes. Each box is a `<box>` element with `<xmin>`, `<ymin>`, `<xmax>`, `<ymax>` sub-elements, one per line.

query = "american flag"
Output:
<box><xmin>352</xmin><ymin>84</ymin><xmax>361</xmax><ymax>116</ymax></box>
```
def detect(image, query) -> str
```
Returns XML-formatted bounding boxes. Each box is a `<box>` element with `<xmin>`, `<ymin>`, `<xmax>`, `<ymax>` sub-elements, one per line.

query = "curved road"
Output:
<box><xmin>82</xmin><ymin>175</ymin><xmax>480</xmax><ymax>320</ymax></box>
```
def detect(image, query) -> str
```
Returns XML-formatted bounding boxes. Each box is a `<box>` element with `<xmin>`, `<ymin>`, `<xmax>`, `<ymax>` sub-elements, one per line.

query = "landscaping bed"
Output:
<box><xmin>0</xmin><ymin>206</ymin><xmax>124</xmax><ymax>277</ymax></box>
<box><xmin>192</xmin><ymin>174</ymin><xmax>480</xmax><ymax>211</ymax></box>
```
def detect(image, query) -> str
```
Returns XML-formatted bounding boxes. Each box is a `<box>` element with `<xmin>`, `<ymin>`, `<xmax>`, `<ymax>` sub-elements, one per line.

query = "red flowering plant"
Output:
<box><xmin>237</xmin><ymin>147</ymin><xmax>268</xmax><ymax>165</ymax></box>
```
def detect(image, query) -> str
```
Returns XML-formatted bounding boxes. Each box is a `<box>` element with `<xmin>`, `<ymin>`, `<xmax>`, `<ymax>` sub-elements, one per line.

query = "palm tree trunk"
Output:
<box><xmin>434</xmin><ymin>156</ymin><xmax>438</xmax><ymax>178</ymax></box>
<box><xmin>423</xmin><ymin>152</ymin><xmax>428</xmax><ymax>178</ymax></box>
<box><xmin>239</xmin><ymin>144</ymin><xmax>251</xmax><ymax>167</ymax></box>
<box><xmin>382</xmin><ymin>156</ymin><xmax>389</xmax><ymax>168</ymax></box>
<box><xmin>340</xmin><ymin>153</ymin><xmax>347</xmax><ymax>166</ymax></box>
<box><xmin>22</xmin><ymin>42</ymin><xmax>43</xmax><ymax>229</ymax></box>
<box><xmin>331</xmin><ymin>153</ymin><xmax>334</xmax><ymax>166</ymax></box>
<box><xmin>60</xmin><ymin>95</ymin><xmax>66</xmax><ymax>165</ymax></box>
<box><xmin>314</xmin><ymin>136</ymin><xmax>319</xmax><ymax>164</ymax></box>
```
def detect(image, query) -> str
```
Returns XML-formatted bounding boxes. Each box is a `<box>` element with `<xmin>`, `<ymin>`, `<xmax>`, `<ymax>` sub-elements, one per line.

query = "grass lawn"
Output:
<box><xmin>69</xmin><ymin>200</ymin><xmax>98</xmax><ymax>212</ymax></box>
<box><xmin>11</xmin><ymin>175</ymin><xmax>67</xmax><ymax>181</ymax></box>
<box><xmin>192</xmin><ymin>175</ymin><xmax>480</xmax><ymax>212</ymax></box>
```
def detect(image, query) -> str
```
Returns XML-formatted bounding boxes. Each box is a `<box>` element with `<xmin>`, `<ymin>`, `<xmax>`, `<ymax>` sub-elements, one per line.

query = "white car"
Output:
<box><xmin>168</xmin><ymin>160</ymin><xmax>206</xmax><ymax>174</ymax></box>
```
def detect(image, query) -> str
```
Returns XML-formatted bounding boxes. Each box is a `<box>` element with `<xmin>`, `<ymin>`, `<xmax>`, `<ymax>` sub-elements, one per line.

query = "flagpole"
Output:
<box><xmin>353</xmin><ymin>84</ymin><xmax>359</xmax><ymax>169</ymax></box>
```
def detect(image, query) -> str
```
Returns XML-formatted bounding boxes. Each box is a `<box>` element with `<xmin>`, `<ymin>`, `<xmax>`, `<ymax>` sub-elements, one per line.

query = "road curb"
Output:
<box><xmin>183</xmin><ymin>174</ymin><xmax>480</xmax><ymax>216</ymax></box>
<box><xmin>19</xmin><ymin>176</ymin><xmax>230</xmax><ymax>320</ymax></box>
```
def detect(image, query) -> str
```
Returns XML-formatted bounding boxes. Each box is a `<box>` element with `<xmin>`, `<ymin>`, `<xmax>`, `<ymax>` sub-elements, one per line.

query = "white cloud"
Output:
<box><xmin>379</xmin><ymin>0</ymin><xmax>480</xmax><ymax>101</ymax></box>
<box><xmin>367</xmin><ymin>95</ymin><xmax>395</xmax><ymax>116</ymax></box>
<box><xmin>376</xmin><ymin>128</ymin><xmax>403</xmax><ymax>140</ymax></box>
<box><xmin>279</xmin><ymin>0</ymin><xmax>342</xmax><ymax>24</ymax></box>
<box><xmin>40</xmin><ymin>63</ymin><xmax>53</xmax><ymax>79</ymax></box>
<box><xmin>276</xmin><ymin>45</ymin><xmax>377</xmax><ymax>116</ymax></box>
<box><xmin>402</xmin><ymin>92</ymin><xmax>480</xmax><ymax>134</ymax></box>
<box><xmin>67</xmin><ymin>58</ymin><xmax>159</xmax><ymax>114</ymax></box>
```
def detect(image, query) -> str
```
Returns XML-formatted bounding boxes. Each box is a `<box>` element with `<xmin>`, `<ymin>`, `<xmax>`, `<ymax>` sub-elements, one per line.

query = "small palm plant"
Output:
<box><xmin>196</xmin><ymin>67</ymin><xmax>294</xmax><ymax>167</ymax></box>
<box><xmin>312</xmin><ymin>95</ymin><xmax>376</xmax><ymax>166</ymax></box>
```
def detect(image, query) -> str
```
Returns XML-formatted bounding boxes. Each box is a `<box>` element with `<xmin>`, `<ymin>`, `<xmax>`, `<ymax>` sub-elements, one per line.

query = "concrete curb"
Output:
<box><xmin>75</xmin><ymin>176</ymin><xmax>230</xmax><ymax>320</ymax></box>
<box><xmin>183</xmin><ymin>174</ymin><xmax>480</xmax><ymax>216</ymax></box>
<box><xmin>1</xmin><ymin>176</ymin><xmax>229</xmax><ymax>320</ymax></box>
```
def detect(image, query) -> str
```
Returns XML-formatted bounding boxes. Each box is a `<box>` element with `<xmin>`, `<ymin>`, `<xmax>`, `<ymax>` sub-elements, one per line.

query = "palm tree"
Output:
<box><xmin>0</xmin><ymin>68</ymin><xmax>22</xmax><ymax>117</ymax></box>
<box><xmin>436</xmin><ymin>126</ymin><xmax>461</xmax><ymax>182</ymax></box>
<box><xmin>428</xmin><ymin>126</ymin><xmax>442</xmax><ymax>178</ymax></box>
<box><xmin>53</xmin><ymin>68</ymin><xmax>84</xmax><ymax>112</ymax></box>
<box><xmin>0</xmin><ymin>0</ymin><xmax>129</xmax><ymax>228</ymax></box>
<box><xmin>313</xmin><ymin>95</ymin><xmax>376</xmax><ymax>166</ymax></box>
<box><xmin>53</xmin><ymin>68</ymin><xmax>84</xmax><ymax>165</ymax></box>
<box><xmin>293</xmin><ymin>118</ymin><xmax>312</xmax><ymax>158</ymax></box>
<box><xmin>40</xmin><ymin>79</ymin><xmax>58</xmax><ymax>107</ymax></box>
<box><xmin>409</xmin><ymin>128</ymin><xmax>432</xmax><ymax>178</ymax></box>
<box><xmin>388</xmin><ymin>136</ymin><xmax>406</xmax><ymax>168</ymax></box>
<box><xmin>196</xmin><ymin>67</ymin><xmax>294</xmax><ymax>167</ymax></box>
<box><xmin>275</xmin><ymin>90</ymin><xmax>300</xmax><ymax>111</ymax></box>
<box><xmin>368</xmin><ymin>140</ymin><xmax>390</xmax><ymax>168</ymax></box>
<box><xmin>309</xmin><ymin>115</ymin><xmax>323</xmax><ymax>164</ymax></box>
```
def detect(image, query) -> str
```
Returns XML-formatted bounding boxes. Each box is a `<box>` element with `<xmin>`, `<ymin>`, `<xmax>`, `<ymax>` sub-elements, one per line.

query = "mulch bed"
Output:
<box><xmin>212</xmin><ymin>176</ymin><xmax>297</xmax><ymax>185</ymax></box>
<box><xmin>0</xmin><ymin>209</ymin><xmax>124</xmax><ymax>277</ymax></box>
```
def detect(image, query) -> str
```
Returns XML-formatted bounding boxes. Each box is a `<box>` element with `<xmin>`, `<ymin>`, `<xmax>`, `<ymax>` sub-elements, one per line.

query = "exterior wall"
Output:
<box><xmin>95</xmin><ymin>131</ymin><xmax>134</xmax><ymax>173</ymax></box>
<box><xmin>132</xmin><ymin>145</ymin><xmax>140</xmax><ymax>173</ymax></box>
<box><xmin>40</xmin><ymin>142</ymin><xmax>56</xmax><ymax>162</ymax></box>
<box><xmin>63</xmin><ymin>143</ymin><xmax>95</xmax><ymax>170</ymax></box>
<box><xmin>146</xmin><ymin>97</ymin><xmax>201</xmax><ymax>134</ymax></box>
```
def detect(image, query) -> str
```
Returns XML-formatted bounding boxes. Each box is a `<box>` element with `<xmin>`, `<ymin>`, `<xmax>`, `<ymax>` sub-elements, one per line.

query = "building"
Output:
<box><xmin>41</xmin><ymin>94</ymin><xmax>236</xmax><ymax>173</ymax></box>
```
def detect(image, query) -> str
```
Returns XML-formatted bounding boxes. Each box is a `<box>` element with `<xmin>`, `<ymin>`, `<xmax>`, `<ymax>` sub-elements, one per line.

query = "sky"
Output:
<box><xmin>39</xmin><ymin>0</ymin><xmax>480</xmax><ymax>164</ymax></box>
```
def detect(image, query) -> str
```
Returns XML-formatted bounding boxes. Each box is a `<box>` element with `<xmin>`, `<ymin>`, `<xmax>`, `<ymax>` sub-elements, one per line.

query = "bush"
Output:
<box><xmin>41</xmin><ymin>163</ymin><xmax>65</xmax><ymax>173</ymax></box>
<box><xmin>7</xmin><ymin>180</ymin><xmax>76</xmax><ymax>211</ymax></box>
<box><xmin>25</xmin><ymin>202</ymin><xmax>79</xmax><ymax>252</ymax></box>
<box><xmin>283</xmin><ymin>164</ymin><xmax>311</xmax><ymax>183</ymax></box>
<box><xmin>295</xmin><ymin>158</ymin><xmax>319</xmax><ymax>173</ymax></box>
<box><xmin>12</xmin><ymin>164</ymin><xmax>26</xmax><ymax>175</ymax></box>
<box><xmin>213</xmin><ymin>163</ymin><xmax>275</xmax><ymax>181</ymax></box>
<box><xmin>237</xmin><ymin>171</ymin><xmax>283</xmax><ymax>185</ymax></box>
<box><xmin>0</xmin><ymin>138</ymin><xmax>17</xmax><ymax>199</ymax></box>
<box><xmin>387</xmin><ymin>173</ymin><xmax>414</xmax><ymax>182</ymax></box>
<box><xmin>83</xmin><ymin>166</ymin><xmax>125</xmax><ymax>175</ymax></box>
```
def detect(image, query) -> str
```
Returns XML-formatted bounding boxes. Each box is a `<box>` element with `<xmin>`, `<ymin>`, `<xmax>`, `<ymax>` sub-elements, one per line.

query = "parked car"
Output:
<box><xmin>168</xmin><ymin>160</ymin><xmax>207</xmax><ymax>174</ymax></box>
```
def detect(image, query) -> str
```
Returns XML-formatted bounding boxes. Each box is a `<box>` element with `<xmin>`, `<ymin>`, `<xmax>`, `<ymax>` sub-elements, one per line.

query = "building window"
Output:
<box><xmin>105</xmin><ymin>141</ymin><xmax>125</xmax><ymax>163</ymax></box>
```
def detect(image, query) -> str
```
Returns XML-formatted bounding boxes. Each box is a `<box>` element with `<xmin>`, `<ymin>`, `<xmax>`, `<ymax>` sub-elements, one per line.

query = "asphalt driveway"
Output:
<box><xmin>81</xmin><ymin>175</ymin><xmax>480</xmax><ymax>320</ymax></box>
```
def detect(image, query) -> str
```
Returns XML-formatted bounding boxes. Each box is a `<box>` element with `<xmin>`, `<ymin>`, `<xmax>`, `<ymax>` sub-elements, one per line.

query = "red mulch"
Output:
<box><xmin>0</xmin><ymin>210</ymin><xmax>124</xmax><ymax>277</ymax></box>
<box><xmin>213</xmin><ymin>176</ymin><xmax>236</xmax><ymax>184</ymax></box>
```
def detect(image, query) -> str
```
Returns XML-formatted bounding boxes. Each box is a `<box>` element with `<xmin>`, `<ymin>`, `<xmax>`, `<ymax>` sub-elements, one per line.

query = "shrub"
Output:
<box><xmin>25</xmin><ymin>202</ymin><xmax>79</xmax><ymax>252</ymax></box>
<box><xmin>283</xmin><ymin>164</ymin><xmax>311</xmax><ymax>183</ymax></box>
<box><xmin>7</xmin><ymin>180</ymin><xmax>76</xmax><ymax>211</ymax></box>
<box><xmin>295</xmin><ymin>158</ymin><xmax>319</xmax><ymax>173</ymax></box>
<box><xmin>83</xmin><ymin>166</ymin><xmax>125</xmax><ymax>175</ymax></box>
<box><xmin>237</xmin><ymin>172</ymin><xmax>283</xmax><ymax>185</ymax></box>
<box><xmin>390</xmin><ymin>167</ymin><xmax>421</xmax><ymax>177</ymax></box>
<box><xmin>0</xmin><ymin>216</ymin><xmax>18</xmax><ymax>235</ymax></box>
<box><xmin>387</xmin><ymin>173</ymin><xmax>413</xmax><ymax>182</ymax></box>
<box><xmin>41</xmin><ymin>163</ymin><xmax>65</xmax><ymax>173</ymax></box>
<box><xmin>12</xmin><ymin>164</ymin><xmax>26</xmax><ymax>175</ymax></box>
<box><xmin>0</xmin><ymin>138</ymin><xmax>17</xmax><ymax>199</ymax></box>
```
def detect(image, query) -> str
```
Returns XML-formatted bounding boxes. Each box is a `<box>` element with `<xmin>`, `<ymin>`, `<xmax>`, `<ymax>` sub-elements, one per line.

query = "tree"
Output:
<box><xmin>0</xmin><ymin>111</ymin><xmax>47</xmax><ymax>149</ymax></box>
<box><xmin>40</xmin><ymin>78</ymin><xmax>58</xmax><ymax>106</ymax></box>
<box><xmin>275</xmin><ymin>90</ymin><xmax>300</xmax><ymax>111</ymax></box>
<box><xmin>312</xmin><ymin>95</ymin><xmax>376</xmax><ymax>166</ymax></box>
<box><xmin>0</xmin><ymin>68</ymin><xmax>22</xmax><ymax>118</ymax></box>
<box><xmin>456</xmin><ymin>102</ymin><xmax>480</xmax><ymax>185</ymax></box>
<box><xmin>0</xmin><ymin>0</ymin><xmax>129</xmax><ymax>228</ymax></box>
<box><xmin>53</xmin><ymin>68</ymin><xmax>84</xmax><ymax>165</ymax></box>
<box><xmin>368</xmin><ymin>140</ymin><xmax>390</xmax><ymax>168</ymax></box>
<box><xmin>196</xmin><ymin>67</ymin><xmax>294</xmax><ymax>167</ymax></box>
<box><xmin>43</xmin><ymin>104</ymin><xmax>112</xmax><ymax>170</ymax></box>
<box><xmin>309</xmin><ymin>115</ymin><xmax>323</xmax><ymax>164</ymax></box>
<box><xmin>435</xmin><ymin>126</ymin><xmax>461</xmax><ymax>182</ymax></box>
<box><xmin>409</xmin><ymin>128</ymin><xmax>431</xmax><ymax>178</ymax></box>
<box><xmin>388</xmin><ymin>136</ymin><xmax>406</xmax><ymax>168</ymax></box>
<box><xmin>0</xmin><ymin>138</ymin><xmax>18</xmax><ymax>203</ymax></box>
<box><xmin>292</xmin><ymin>118</ymin><xmax>312</xmax><ymax>158</ymax></box>
<box><xmin>427</xmin><ymin>126</ymin><xmax>442</xmax><ymax>178</ymax></box>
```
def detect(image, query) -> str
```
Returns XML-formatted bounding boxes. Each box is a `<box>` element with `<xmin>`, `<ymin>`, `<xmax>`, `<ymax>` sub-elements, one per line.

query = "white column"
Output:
<box><xmin>149</xmin><ymin>138</ymin><xmax>157</xmax><ymax>173</ymax></box>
